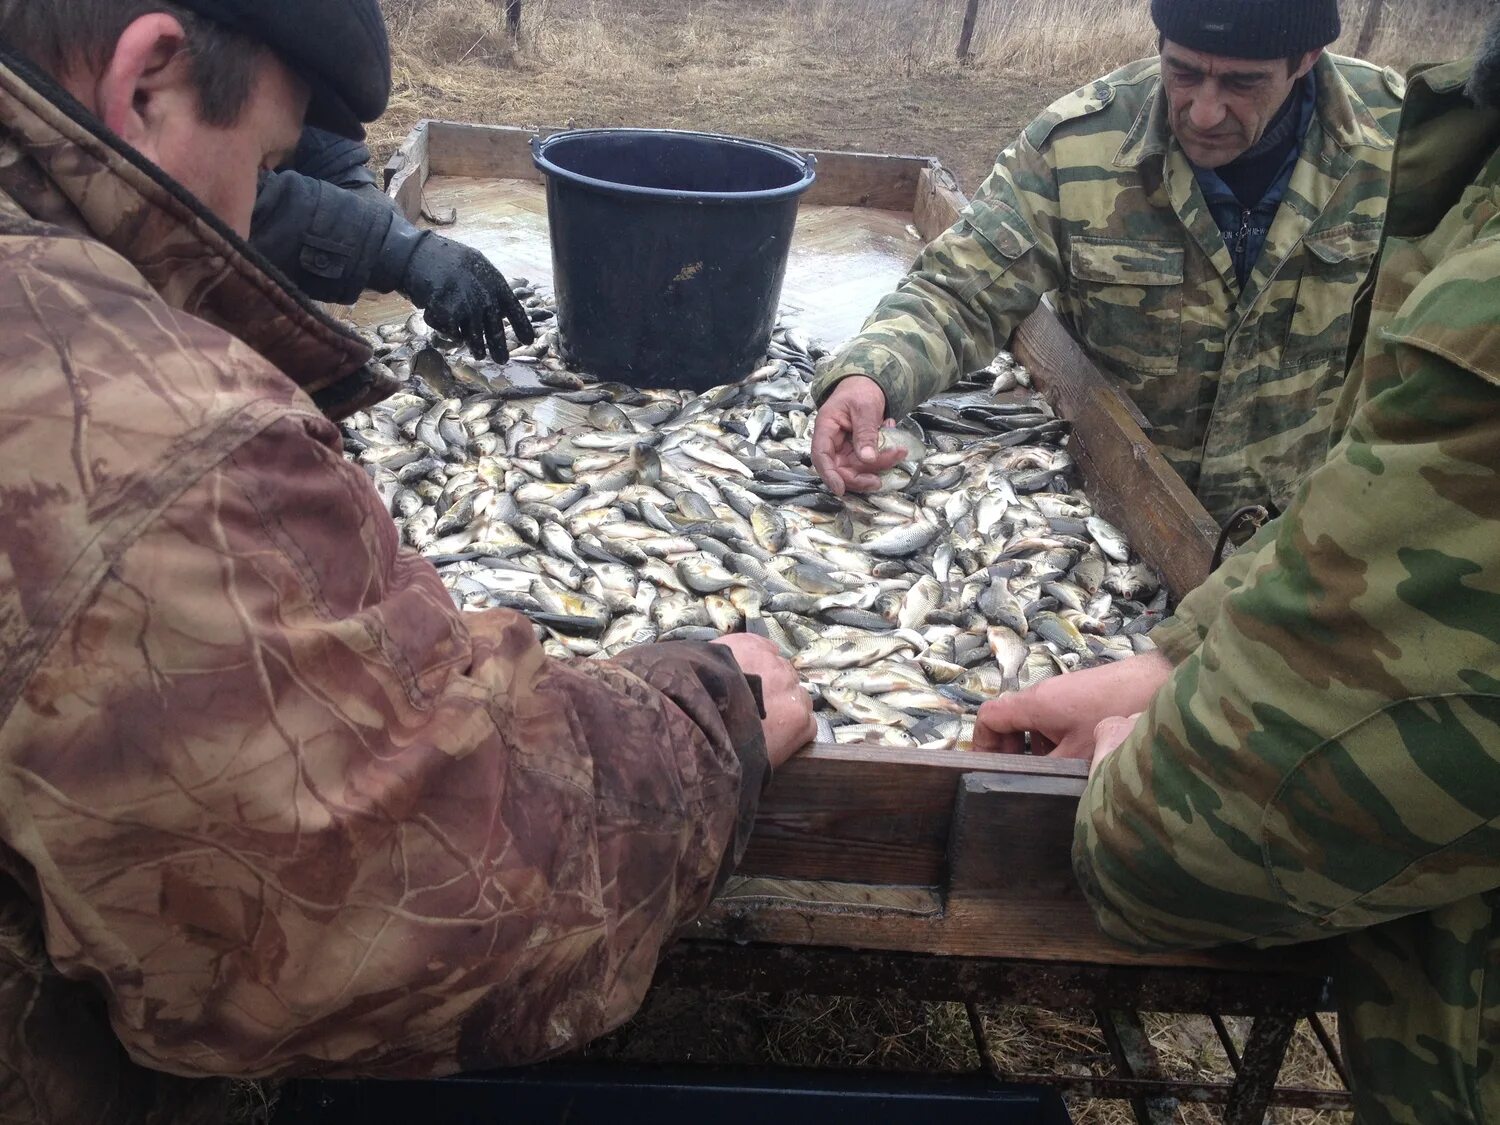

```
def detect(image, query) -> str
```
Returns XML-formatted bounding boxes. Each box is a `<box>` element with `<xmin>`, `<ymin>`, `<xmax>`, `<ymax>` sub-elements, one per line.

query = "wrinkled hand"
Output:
<box><xmin>711</xmin><ymin>634</ymin><xmax>816</xmax><ymax>769</ymax></box>
<box><xmin>973</xmin><ymin>653</ymin><xmax>1172</xmax><ymax>760</ymax></box>
<box><xmin>1091</xmin><ymin>713</ymin><xmax>1143</xmax><ymax>776</ymax></box>
<box><xmin>402</xmin><ymin>233</ymin><xmax>536</xmax><ymax>362</ymax></box>
<box><xmin>811</xmin><ymin>376</ymin><xmax>906</xmax><ymax>496</ymax></box>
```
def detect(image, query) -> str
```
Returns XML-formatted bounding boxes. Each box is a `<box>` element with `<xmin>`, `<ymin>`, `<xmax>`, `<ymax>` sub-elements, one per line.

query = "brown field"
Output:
<box><xmin>372</xmin><ymin>0</ymin><xmax>1488</xmax><ymax>189</ymax></box>
<box><xmin>361</xmin><ymin>1</ymin><xmax>1485</xmax><ymax>1120</ymax></box>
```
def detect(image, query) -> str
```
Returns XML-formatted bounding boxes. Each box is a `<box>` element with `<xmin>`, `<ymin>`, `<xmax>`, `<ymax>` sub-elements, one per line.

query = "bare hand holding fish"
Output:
<box><xmin>712</xmin><ymin>633</ymin><xmax>817</xmax><ymax>766</ymax></box>
<box><xmin>812</xmin><ymin>375</ymin><xmax>905</xmax><ymax>495</ymax></box>
<box><xmin>973</xmin><ymin>653</ymin><xmax>1172</xmax><ymax>759</ymax></box>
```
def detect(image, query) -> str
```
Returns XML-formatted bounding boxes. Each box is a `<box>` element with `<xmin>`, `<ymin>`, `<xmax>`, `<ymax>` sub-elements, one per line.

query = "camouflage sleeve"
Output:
<box><xmin>1075</xmin><ymin>248</ymin><xmax>1500</xmax><ymax>951</ymax></box>
<box><xmin>1146</xmin><ymin>526</ymin><xmax>1275</xmax><ymax>664</ymax></box>
<box><xmin>810</xmin><ymin>133</ymin><xmax>1065</xmax><ymax>419</ymax></box>
<box><xmin>11</xmin><ymin>414</ymin><xmax>766</xmax><ymax>1080</ymax></box>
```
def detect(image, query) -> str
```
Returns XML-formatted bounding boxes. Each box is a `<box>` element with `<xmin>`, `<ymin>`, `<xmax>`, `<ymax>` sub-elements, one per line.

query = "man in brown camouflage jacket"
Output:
<box><xmin>812</xmin><ymin>0</ymin><xmax>1405</xmax><ymax>525</ymax></box>
<box><xmin>0</xmin><ymin>3</ymin><xmax>814</xmax><ymax>1122</ymax></box>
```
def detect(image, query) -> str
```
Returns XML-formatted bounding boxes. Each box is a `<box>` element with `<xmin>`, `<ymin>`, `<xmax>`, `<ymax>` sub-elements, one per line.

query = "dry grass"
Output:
<box><xmin>372</xmin><ymin>0</ymin><xmax>1490</xmax><ymax>188</ymax></box>
<box><xmin>383</xmin><ymin>0</ymin><xmax>1482</xmax><ymax>77</ymax></box>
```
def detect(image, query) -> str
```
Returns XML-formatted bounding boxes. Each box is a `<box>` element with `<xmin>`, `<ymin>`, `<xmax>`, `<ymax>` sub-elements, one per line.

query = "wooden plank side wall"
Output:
<box><xmin>913</xmin><ymin>164</ymin><xmax>968</xmax><ymax>242</ymax></box>
<box><xmin>415</xmin><ymin>120</ymin><xmax>931</xmax><ymax>210</ymax></box>
<box><xmin>1013</xmin><ymin>306</ymin><xmax>1220</xmax><ymax>598</ymax></box>
<box><xmin>428</xmin><ymin>121</ymin><xmax>551</xmax><ymax>182</ymax></box>
<box><xmin>714</xmin><ymin>764</ymin><xmax>1330</xmax><ymax>975</ymax></box>
<box><xmin>800</xmin><ymin>150</ymin><xmax>926</xmax><ymax>209</ymax></box>
<box><xmin>739</xmin><ymin>745</ymin><xmax>1085</xmax><ymax>887</ymax></box>
<box><xmin>383</xmin><ymin>119</ymin><xmax>432</xmax><ymax>224</ymax></box>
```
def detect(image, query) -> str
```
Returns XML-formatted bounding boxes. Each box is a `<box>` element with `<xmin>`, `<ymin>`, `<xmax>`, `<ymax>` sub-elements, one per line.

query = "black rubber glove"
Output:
<box><xmin>400</xmin><ymin>233</ymin><xmax>537</xmax><ymax>362</ymax></box>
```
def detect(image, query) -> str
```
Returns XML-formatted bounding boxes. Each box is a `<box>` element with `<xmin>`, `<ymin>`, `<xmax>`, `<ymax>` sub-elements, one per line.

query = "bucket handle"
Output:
<box><xmin>532</xmin><ymin>132</ymin><xmax>818</xmax><ymax>184</ymax></box>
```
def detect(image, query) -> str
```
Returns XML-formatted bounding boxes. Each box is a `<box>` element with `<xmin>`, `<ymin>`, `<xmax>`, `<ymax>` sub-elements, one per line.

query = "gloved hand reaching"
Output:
<box><xmin>401</xmin><ymin>233</ymin><xmax>537</xmax><ymax>362</ymax></box>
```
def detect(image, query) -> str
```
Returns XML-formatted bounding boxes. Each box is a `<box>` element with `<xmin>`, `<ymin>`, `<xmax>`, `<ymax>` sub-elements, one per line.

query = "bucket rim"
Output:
<box><xmin>531</xmin><ymin>127</ymin><xmax>817</xmax><ymax>204</ymax></box>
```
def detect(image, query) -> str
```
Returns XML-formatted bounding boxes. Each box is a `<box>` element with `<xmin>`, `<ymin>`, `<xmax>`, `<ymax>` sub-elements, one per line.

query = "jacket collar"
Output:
<box><xmin>0</xmin><ymin>46</ymin><xmax>394</xmax><ymax>420</ymax></box>
<box><xmin>1115</xmin><ymin>53</ymin><xmax>1395</xmax><ymax>170</ymax></box>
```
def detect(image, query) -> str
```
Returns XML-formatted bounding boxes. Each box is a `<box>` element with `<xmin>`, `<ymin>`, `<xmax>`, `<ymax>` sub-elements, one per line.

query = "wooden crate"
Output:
<box><xmin>376</xmin><ymin>122</ymin><xmax>1306</xmax><ymax>977</ymax></box>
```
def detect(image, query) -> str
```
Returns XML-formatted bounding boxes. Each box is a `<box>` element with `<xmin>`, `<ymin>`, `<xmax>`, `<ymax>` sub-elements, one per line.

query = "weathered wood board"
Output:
<box><xmin>365</xmin><ymin>121</ymin><xmax>1286</xmax><ymax>976</ymax></box>
<box><xmin>707</xmin><ymin>745</ymin><xmax>1328</xmax><ymax>975</ymax></box>
<box><xmin>1014</xmin><ymin>306</ymin><xmax>1223</xmax><ymax>597</ymax></box>
<box><xmin>383</xmin><ymin>121</ymin><xmax>935</xmax><ymax>214</ymax></box>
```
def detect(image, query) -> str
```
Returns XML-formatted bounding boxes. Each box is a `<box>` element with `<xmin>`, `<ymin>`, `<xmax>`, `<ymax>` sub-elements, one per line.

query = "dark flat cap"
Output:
<box><xmin>1151</xmin><ymin>0</ymin><xmax>1340</xmax><ymax>60</ymax></box>
<box><xmin>173</xmin><ymin>0</ymin><xmax>390</xmax><ymax>139</ymax></box>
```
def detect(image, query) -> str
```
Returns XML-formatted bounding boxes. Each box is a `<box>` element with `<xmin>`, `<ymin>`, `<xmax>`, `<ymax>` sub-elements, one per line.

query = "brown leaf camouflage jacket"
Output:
<box><xmin>0</xmin><ymin>48</ymin><xmax>768</xmax><ymax>1125</ymax></box>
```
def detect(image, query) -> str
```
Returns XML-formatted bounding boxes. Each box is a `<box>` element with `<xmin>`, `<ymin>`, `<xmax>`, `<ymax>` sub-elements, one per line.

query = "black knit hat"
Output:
<box><xmin>1151</xmin><ymin>0</ymin><xmax>1341</xmax><ymax>59</ymax></box>
<box><xmin>171</xmin><ymin>0</ymin><xmax>391</xmax><ymax>139</ymax></box>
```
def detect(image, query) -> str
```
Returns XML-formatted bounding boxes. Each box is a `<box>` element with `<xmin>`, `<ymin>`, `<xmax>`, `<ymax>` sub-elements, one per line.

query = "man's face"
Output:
<box><xmin>66</xmin><ymin>14</ymin><xmax>307</xmax><ymax>237</ymax></box>
<box><xmin>146</xmin><ymin>55</ymin><xmax>308</xmax><ymax>236</ymax></box>
<box><xmin>1160</xmin><ymin>41</ymin><xmax>1320</xmax><ymax>168</ymax></box>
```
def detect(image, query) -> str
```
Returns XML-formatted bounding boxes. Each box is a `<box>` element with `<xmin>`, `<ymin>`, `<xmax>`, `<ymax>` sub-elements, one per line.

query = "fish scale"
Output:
<box><xmin>350</xmin><ymin>290</ymin><xmax>1162</xmax><ymax>753</ymax></box>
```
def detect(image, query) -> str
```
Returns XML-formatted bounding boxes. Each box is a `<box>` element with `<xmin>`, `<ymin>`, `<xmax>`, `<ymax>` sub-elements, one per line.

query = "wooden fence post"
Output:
<box><xmin>1354</xmin><ymin>0</ymin><xmax>1382</xmax><ymax>57</ymax></box>
<box><xmin>957</xmin><ymin>0</ymin><xmax>982</xmax><ymax>62</ymax></box>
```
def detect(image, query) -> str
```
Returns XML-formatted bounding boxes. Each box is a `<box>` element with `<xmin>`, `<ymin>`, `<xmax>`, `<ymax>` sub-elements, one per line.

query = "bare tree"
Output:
<box><xmin>506</xmin><ymin>0</ymin><xmax>522</xmax><ymax>39</ymax></box>
<box><xmin>1355</xmin><ymin>0</ymin><xmax>1383</xmax><ymax>57</ymax></box>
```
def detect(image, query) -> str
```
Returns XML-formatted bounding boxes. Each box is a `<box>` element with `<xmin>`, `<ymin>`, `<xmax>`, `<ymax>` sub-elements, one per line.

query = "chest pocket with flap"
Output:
<box><xmin>952</xmin><ymin>197</ymin><xmax>1039</xmax><ymax>301</ymax></box>
<box><xmin>1281</xmin><ymin>224</ymin><xmax>1381</xmax><ymax>369</ymax></box>
<box><xmin>1069</xmin><ymin>237</ymin><xmax>1185</xmax><ymax>374</ymax></box>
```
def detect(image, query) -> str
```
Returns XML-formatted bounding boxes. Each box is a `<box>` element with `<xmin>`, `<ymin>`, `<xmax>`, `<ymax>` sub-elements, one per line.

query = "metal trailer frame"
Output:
<box><xmin>274</xmin><ymin>940</ymin><xmax>1349</xmax><ymax>1124</ymax></box>
<box><xmin>654</xmin><ymin>942</ymin><xmax>1352</xmax><ymax>1123</ymax></box>
<box><xmin>275</xmin><ymin>1064</ymin><xmax>1073</xmax><ymax>1124</ymax></box>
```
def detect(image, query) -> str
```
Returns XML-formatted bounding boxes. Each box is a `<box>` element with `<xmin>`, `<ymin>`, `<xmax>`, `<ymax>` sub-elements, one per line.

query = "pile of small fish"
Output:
<box><xmin>346</xmin><ymin>285</ymin><xmax>1165</xmax><ymax>752</ymax></box>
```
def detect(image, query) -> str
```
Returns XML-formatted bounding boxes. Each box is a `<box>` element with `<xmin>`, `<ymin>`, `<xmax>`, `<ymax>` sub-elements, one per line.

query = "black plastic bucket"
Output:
<box><xmin>532</xmin><ymin>128</ymin><xmax>817</xmax><ymax>390</ymax></box>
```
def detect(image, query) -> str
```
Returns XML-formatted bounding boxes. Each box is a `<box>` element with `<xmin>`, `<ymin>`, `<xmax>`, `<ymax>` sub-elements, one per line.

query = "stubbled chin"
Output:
<box><xmin>1181</xmin><ymin>139</ymin><xmax>1244</xmax><ymax>168</ymax></box>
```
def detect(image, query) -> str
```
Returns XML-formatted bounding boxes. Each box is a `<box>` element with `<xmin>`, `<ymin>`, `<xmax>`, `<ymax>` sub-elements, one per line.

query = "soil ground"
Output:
<box><xmin>370</xmin><ymin>61</ymin><xmax>1065</xmax><ymax>194</ymax></box>
<box><xmin>369</xmin><ymin>0</ymin><xmax>1100</xmax><ymax>192</ymax></box>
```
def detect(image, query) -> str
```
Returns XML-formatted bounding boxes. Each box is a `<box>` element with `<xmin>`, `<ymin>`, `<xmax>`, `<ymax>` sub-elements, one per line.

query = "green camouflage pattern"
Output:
<box><xmin>814</xmin><ymin>53</ymin><xmax>1405</xmax><ymax>523</ymax></box>
<box><xmin>1075</xmin><ymin>57</ymin><xmax>1500</xmax><ymax>1125</ymax></box>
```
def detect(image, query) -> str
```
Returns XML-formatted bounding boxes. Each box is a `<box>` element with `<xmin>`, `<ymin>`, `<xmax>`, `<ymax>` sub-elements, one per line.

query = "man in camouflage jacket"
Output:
<box><xmin>983</xmin><ymin>20</ymin><xmax>1500</xmax><ymax>1122</ymax></box>
<box><xmin>811</xmin><ymin>0</ymin><xmax>1405</xmax><ymax>524</ymax></box>
<box><xmin>0</xmin><ymin>2</ymin><xmax>811</xmax><ymax>1122</ymax></box>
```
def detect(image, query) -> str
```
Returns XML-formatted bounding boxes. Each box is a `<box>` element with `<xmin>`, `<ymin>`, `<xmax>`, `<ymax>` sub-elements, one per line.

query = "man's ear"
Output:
<box><xmin>94</xmin><ymin>13</ymin><xmax>195</xmax><ymax>157</ymax></box>
<box><xmin>1294</xmin><ymin>48</ymin><xmax>1323</xmax><ymax>81</ymax></box>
